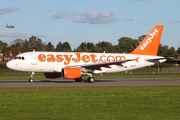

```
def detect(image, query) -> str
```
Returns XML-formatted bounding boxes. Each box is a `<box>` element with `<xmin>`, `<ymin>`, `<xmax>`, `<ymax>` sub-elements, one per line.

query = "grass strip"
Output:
<box><xmin>0</xmin><ymin>87</ymin><xmax>179</xmax><ymax>120</ymax></box>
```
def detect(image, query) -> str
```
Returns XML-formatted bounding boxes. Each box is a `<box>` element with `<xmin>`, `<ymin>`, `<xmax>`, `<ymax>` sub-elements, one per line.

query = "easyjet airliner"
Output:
<box><xmin>6</xmin><ymin>25</ymin><xmax>166</xmax><ymax>83</ymax></box>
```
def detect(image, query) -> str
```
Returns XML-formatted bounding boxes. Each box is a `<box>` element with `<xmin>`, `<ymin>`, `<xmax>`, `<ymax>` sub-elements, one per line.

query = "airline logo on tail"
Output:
<box><xmin>131</xmin><ymin>25</ymin><xmax>164</xmax><ymax>56</ymax></box>
<box><xmin>140</xmin><ymin>28</ymin><xmax>159</xmax><ymax>50</ymax></box>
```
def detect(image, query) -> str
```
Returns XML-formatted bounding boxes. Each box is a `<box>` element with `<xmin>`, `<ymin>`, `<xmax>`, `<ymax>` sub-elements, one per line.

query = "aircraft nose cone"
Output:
<box><xmin>6</xmin><ymin>61</ymin><xmax>12</xmax><ymax>69</ymax></box>
<box><xmin>6</xmin><ymin>61</ymin><xmax>16</xmax><ymax>70</ymax></box>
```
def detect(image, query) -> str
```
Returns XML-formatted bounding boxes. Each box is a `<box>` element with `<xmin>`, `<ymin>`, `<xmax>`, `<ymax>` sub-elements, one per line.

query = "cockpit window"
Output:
<box><xmin>14</xmin><ymin>56</ymin><xmax>25</xmax><ymax>60</ymax></box>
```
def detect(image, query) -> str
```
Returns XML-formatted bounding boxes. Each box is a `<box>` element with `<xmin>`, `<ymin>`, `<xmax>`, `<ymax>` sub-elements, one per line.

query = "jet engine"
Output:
<box><xmin>62</xmin><ymin>68</ymin><xmax>81</xmax><ymax>79</ymax></box>
<box><xmin>44</xmin><ymin>72</ymin><xmax>62</xmax><ymax>78</ymax></box>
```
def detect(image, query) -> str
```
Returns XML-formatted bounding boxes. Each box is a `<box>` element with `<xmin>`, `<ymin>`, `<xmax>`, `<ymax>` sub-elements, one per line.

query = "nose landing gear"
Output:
<box><xmin>29</xmin><ymin>72</ymin><xmax>34</xmax><ymax>83</ymax></box>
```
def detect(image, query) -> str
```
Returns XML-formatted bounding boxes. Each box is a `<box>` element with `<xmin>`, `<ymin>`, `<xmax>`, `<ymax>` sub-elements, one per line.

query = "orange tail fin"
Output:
<box><xmin>131</xmin><ymin>25</ymin><xmax>164</xmax><ymax>56</ymax></box>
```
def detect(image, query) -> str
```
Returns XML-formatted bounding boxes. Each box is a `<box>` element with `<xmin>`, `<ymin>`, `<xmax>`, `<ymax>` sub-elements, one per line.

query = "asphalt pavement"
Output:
<box><xmin>0</xmin><ymin>78</ymin><xmax>180</xmax><ymax>88</ymax></box>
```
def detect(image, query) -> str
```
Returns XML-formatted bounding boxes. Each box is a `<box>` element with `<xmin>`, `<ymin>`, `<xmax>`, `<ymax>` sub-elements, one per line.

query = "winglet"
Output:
<box><xmin>131</xmin><ymin>25</ymin><xmax>164</xmax><ymax>56</ymax></box>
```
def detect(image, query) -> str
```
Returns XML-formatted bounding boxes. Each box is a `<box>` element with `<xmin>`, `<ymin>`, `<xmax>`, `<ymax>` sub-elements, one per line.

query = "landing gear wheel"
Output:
<box><xmin>29</xmin><ymin>79</ymin><xmax>34</xmax><ymax>83</ymax></box>
<box><xmin>87</xmin><ymin>77</ymin><xmax>95</xmax><ymax>83</ymax></box>
<box><xmin>75</xmin><ymin>77</ymin><xmax>83</xmax><ymax>82</ymax></box>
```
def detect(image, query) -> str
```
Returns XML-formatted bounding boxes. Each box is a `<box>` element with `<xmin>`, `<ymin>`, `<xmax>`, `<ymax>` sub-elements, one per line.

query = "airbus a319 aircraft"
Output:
<box><xmin>6</xmin><ymin>25</ymin><xmax>166</xmax><ymax>83</ymax></box>
<box><xmin>5</xmin><ymin>23</ymin><xmax>15</xmax><ymax>29</ymax></box>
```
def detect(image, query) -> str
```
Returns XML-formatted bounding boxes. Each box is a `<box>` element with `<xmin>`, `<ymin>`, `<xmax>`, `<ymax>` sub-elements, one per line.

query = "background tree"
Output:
<box><xmin>74</xmin><ymin>42</ymin><xmax>95</xmax><ymax>52</ymax></box>
<box><xmin>74</xmin><ymin>42</ymin><xmax>88</xmax><ymax>52</ymax></box>
<box><xmin>133</xmin><ymin>35</ymin><xmax>146</xmax><ymax>48</ymax></box>
<box><xmin>9</xmin><ymin>36</ymin><xmax>47</xmax><ymax>56</ymax></box>
<box><xmin>9</xmin><ymin>39</ymin><xmax>24</xmax><ymax>56</ymax></box>
<box><xmin>167</xmin><ymin>47</ymin><xmax>178</xmax><ymax>58</ymax></box>
<box><xmin>176</xmin><ymin>47</ymin><xmax>180</xmax><ymax>55</ymax></box>
<box><xmin>55</xmin><ymin>41</ymin><xmax>72</xmax><ymax>52</ymax></box>
<box><xmin>35</xmin><ymin>38</ymin><xmax>47</xmax><ymax>51</ymax></box>
<box><xmin>117</xmin><ymin>37</ymin><xmax>134</xmax><ymax>53</ymax></box>
<box><xmin>55</xmin><ymin>41</ymin><xmax>62</xmax><ymax>51</ymax></box>
<box><xmin>113</xmin><ymin>45</ymin><xmax>121</xmax><ymax>53</ymax></box>
<box><xmin>28</xmin><ymin>36</ymin><xmax>46</xmax><ymax>51</ymax></box>
<box><xmin>61</xmin><ymin>42</ymin><xmax>72</xmax><ymax>52</ymax></box>
<box><xmin>0</xmin><ymin>40</ymin><xmax>8</xmax><ymax>54</ymax></box>
<box><xmin>47</xmin><ymin>42</ymin><xmax>55</xmax><ymax>51</ymax></box>
<box><xmin>158</xmin><ymin>44</ymin><xmax>168</xmax><ymax>57</ymax></box>
<box><xmin>93</xmin><ymin>41</ymin><xmax>114</xmax><ymax>53</ymax></box>
<box><xmin>86</xmin><ymin>42</ymin><xmax>95</xmax><ymax>52</ymax></box>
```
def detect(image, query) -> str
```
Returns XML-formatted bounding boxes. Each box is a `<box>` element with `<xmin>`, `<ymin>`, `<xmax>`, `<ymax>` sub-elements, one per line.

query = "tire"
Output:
<box><xmin>29</xmin><ymin>79</ymin><xmax>34</xmax><ymax>83</ymax></box>
<box><xmin>87</xmin><ymin>77</ymin><xmax>95</xmax><ymax>83</ymax></box>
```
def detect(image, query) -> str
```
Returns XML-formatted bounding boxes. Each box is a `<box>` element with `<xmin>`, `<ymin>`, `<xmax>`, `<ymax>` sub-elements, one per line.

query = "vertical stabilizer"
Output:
<box><xmin>131</xmin><ymin>25</ymin><xmax>164</xmax><ymax>56</ymax></box>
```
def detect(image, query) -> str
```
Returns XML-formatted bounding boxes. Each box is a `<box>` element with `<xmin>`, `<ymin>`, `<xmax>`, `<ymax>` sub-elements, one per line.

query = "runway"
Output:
<box><xmin>0</xmin><ymin>78</ymin><xmax>180</xmax><ymax>88</ymax></box>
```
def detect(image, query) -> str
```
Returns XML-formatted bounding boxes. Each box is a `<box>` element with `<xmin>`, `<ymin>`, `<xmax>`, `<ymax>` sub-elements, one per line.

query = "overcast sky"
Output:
<box><xmin>0</xmin><ymin>0</ymin><xmax>180</xmax><ymax>50</ymax></box>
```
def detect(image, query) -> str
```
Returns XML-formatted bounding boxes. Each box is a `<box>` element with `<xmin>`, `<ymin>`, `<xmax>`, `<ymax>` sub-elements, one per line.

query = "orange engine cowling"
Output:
<box><xmin>62</xmin><ymin>68</ymin><xmax>81</xmax><ymax>79</ymax></box>
<box><xmin>44</xmin><ymin>72</ymin><xmax>62</xmax><ymax>78</ymax></box>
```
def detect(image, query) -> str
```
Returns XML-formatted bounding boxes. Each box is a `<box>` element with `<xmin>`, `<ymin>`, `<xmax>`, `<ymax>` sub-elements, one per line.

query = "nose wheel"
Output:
<box><xmin>29</xmin><ymin>72</ymin><xmax>34</xmax><ymax>83</ymax></box>
<box><xmin>29</xmin><ymin>79</ymin><xmax>34</xmax><ymax>83</ymax></box>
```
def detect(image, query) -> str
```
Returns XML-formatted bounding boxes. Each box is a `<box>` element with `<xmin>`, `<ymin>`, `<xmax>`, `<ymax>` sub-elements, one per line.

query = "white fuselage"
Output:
<box><xmin>6</xmin><ymin>52</ymin><xmax>166</xmax><ymax>74</ymax></box>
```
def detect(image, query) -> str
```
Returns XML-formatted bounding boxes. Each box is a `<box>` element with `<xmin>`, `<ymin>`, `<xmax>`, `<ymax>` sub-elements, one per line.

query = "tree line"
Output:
<box><xmin>0</xmin><ymin>35</ymin><xmax>180</xmax><ymax>58</ymax></box>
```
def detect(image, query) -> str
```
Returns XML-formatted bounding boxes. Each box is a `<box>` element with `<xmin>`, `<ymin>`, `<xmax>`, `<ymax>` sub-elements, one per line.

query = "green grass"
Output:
<box><xmin>0</xmin><ymin>87</ymin><xmax>180</xmax><ymax>120</ymax></box>
<box><xmin>0</xmin><ymin>73</ymin><xmax>45</xmax><ymax>80</ymax></box>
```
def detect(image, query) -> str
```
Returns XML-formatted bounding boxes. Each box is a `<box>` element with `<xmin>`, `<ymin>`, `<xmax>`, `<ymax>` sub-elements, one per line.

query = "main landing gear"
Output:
<box><xmin>75</xmin><ymin>71</ymin><xmax>95</xmax><ymax>83</ymax></box>
<box><xmin>29</xmin><ymin>72</ymin><xmax>34</xmax><ymax>83</ymax></box>
<box><xmin>75</xmin><ymin>77</ymin><xmax>95</xmax><ymax>83</ymax></box>
<box><xmin>86</xmin><ymin>73</ymin><xmax>95</xmax><ymax>83</ymax></box>
<box><xmin>74</xmin><ymin>69</ymin><xmax>95</xmax><ymax>83</ymax></box>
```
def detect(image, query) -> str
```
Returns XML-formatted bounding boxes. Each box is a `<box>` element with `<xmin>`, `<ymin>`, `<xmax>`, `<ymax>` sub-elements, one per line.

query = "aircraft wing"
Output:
<box><xmin>68</xmin><ymin>58</ymin><xmax>137</xmax><ymax>69</ymax></box>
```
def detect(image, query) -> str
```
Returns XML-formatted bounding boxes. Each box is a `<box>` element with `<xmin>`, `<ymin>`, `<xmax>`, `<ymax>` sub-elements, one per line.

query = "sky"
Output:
<box><xmin>0</xmin><ymin>0</ymin><xmax>180</xmax><ymax>50</ymax></box>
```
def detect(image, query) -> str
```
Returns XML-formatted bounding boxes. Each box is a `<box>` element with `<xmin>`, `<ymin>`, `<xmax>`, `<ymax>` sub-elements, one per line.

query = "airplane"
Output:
<box><xmin>6</xmin><ymin>25</ymin><xmax>166</xmax><ymax>83</ymax></box>
<box><xmin>5</xmin><ymin>23</ymin><xmax>15</xmax><ymax>28</ymax></box>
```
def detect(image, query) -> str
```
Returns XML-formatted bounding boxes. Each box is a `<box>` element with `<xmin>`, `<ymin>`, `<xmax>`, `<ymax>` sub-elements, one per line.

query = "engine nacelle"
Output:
<box><xmin>44</xmin><ymin>72</ymin><xmax>62</xmax><ymax>78</ymax></box>
<box><xmin>62</xmin><ymin>68</ymin><xmax>81</xmax><ymax>79</ymax></box>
